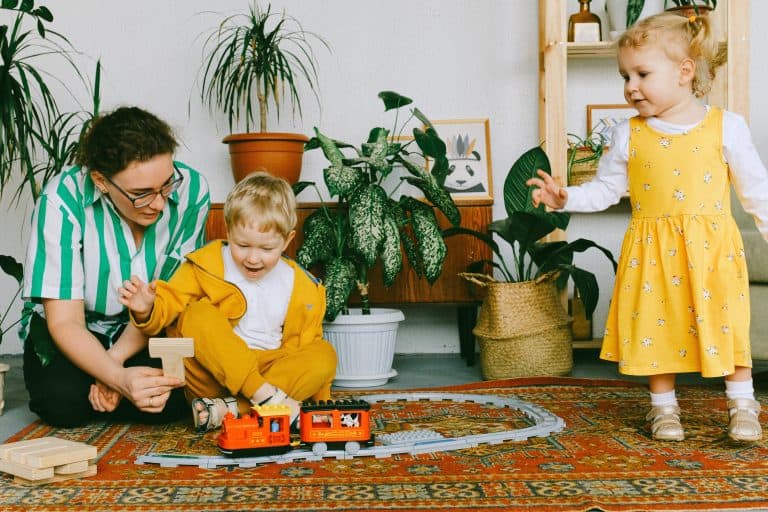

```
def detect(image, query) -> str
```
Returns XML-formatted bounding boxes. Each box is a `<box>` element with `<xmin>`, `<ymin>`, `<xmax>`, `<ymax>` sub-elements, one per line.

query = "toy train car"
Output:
<box><xmin>217</xmin><ymin>399</ymin><xmax>373</xmax><ymax>457</ymax></box>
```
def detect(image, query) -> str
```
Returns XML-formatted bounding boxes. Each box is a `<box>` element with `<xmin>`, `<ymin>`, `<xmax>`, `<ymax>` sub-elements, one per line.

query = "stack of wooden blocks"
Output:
<box><xmin>0</xmin><ymin>437</ymin><xmax>97</xmax><ymax>485</ymax></box>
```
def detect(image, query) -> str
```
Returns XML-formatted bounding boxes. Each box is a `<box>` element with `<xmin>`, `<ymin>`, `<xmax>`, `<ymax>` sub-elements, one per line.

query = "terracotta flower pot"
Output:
<box><xmin>222</xmin><ymin>132</ymin><xmax>309</xmax><ymax>184</ymax></box>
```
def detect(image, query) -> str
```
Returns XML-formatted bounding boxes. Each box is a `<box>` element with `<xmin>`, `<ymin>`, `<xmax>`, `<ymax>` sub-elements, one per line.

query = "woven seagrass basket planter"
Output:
<box><xmin>462</xmin><ymin>273</ymin><xmax>573</xmax><ymax>380</ymax></box>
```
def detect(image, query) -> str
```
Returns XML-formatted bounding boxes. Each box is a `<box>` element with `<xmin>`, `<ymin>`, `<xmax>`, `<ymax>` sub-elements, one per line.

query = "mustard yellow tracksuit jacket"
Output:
<box><xmin>134</xmin><ymin>240</ymin><xmax>336</xmax><ymax>412</ymax></box>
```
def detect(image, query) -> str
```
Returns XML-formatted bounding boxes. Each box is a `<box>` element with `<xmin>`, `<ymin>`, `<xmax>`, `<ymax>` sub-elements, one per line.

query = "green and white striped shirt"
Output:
<box><xmin>20</xmin><ymin>162</ymin><xmax>210</xmax><ymax>342</ymax></box>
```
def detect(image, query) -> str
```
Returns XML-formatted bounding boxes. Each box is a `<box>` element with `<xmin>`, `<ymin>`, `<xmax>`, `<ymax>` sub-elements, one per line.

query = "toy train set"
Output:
<box><xmin>217</xmin><ymin>399</ymin><xmax>374</xmax><ymax>456</ymax></box>
<box><xmin>138</xmin><ymin>392</ymin><xmax>566</xmax><ymax>469</ymax></box>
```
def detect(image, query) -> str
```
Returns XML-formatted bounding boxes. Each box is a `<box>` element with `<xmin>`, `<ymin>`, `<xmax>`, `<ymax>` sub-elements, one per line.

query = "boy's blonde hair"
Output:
<box><xmin>224</xmin><ymin>170</ymin><xmax>297</xmax><ymax>237</ymax></box>
<box><xmin>617</xmin><ymin>12</ymin><xmax>726</xmax><ymax>98</ymax></box>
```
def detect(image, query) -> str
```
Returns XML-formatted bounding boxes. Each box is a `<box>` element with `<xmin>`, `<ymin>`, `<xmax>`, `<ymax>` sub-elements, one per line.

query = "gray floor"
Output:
<box><xmin>2</xmin><ymin>351</ymin><xmax>767</xmax><ymax>443</ymax></box>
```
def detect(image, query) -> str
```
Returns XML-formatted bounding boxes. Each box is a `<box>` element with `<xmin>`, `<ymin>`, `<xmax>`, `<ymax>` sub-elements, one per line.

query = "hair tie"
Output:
<box><xmin>688</xmin><ymin>14</ymin><xmax>697</xmax><ymax>24</ymax></box>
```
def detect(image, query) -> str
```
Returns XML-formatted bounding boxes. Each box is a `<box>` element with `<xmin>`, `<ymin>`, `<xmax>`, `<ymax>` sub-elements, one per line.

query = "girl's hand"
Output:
<box><xmin>118</xmin><ymin>276</ymin><xmax>157</xmax><ymax>320</ymax></box>
<box><xmin>526</xmin><ymin>169</ymin><xmax>568</xmax><ymax>209</ymax></box>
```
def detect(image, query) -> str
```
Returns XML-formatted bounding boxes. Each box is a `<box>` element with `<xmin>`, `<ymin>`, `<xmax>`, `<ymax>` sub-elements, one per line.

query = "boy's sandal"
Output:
<box><xmin>727</xmin><ymin>398</ymin><xmax>763</xmax><ymax>442</ymax></box>
<box><xmin>646</xmin><ymin>405</ymin><xmax>685</xmax><ymax>441</ymax></box>
<box><xmin>192</xmin><ymin>396</ymin><xmax>238</xmax><ymax>433</ymax></box>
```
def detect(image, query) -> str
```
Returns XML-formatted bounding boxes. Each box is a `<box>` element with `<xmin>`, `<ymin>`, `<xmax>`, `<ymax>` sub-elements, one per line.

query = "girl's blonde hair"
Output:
<box><xmin>224</xmin><ymin>170</ymin><xmax>297</xmax><ymax>238</ymax></box>
<box><xmin>617</xmin><ymin>12</ymin><xmax>727</xmax><ymax>98</ymax></box>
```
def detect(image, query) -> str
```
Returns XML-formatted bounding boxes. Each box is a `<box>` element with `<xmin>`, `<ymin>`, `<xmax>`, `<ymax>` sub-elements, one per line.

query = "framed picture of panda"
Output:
<box><xmin>429</xmin><ymin>118</ymin><xmax>494</xmax><ymax>205</ymax></box>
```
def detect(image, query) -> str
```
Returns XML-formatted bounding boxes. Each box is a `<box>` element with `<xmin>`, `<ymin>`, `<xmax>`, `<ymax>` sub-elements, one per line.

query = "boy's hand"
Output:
<box><xmin>526</xmin><ymin>169</ymin><xmax>568</xmax><ymax>210</ymax></box>
<box><xmin>118</xmin><ymin>275</ymin><xmax>157</xmax><ymax>321</ymax></box>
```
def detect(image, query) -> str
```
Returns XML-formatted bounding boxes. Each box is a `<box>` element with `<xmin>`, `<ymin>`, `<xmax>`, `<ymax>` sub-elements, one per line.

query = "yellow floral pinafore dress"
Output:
<box><xmin>600</xmin><ymin>107</ymin><xmax>752</xmax><ymax>377</ymax></box>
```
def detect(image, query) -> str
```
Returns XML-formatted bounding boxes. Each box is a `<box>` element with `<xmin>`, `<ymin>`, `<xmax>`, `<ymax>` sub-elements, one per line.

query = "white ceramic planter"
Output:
<box><xmin>323</xmin><ymin>308</ymin><xmax>405</xmax><ymax>388</ymax></box>
<box><xmin>0</xmin><ymin>362</ymin><xmax>9</xmax><ymax>416</ymax></box>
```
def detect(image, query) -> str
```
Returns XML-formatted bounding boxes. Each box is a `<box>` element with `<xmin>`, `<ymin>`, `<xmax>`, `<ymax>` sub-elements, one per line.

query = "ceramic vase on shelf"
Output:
<box><xmin>605</xmin><ymin>0</ymin><xmax>665</xmax><ymax>40</ymax></box>
<box><xmin>322</xmin><ymin>308</ymin><xmax>404</xmax><ymax>388</ymax></box>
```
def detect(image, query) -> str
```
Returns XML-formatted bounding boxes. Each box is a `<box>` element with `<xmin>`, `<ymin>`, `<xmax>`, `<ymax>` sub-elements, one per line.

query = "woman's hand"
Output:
<box><xmin>113</xmin><ymin>366</ymin><xmax>183</xmax><ymax>412</ymax></box>
<box><xmin>118</xmin><ymin>276</ymin><xmax>157</xmax><ymax>322</ymax></box>
<box><xmin>526</xmin><ymin>169</ymin><xmax>568</xmax><ymax>210</ymax></box>
<box><xmin>89</xmin><ymin>381</ymin><xmax>122</xmax><ymax>412</ymax></box>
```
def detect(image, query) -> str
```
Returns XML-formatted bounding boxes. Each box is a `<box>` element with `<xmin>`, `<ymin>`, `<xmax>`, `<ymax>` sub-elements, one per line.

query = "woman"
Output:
<box><xmin>21</xmin><ymin>106</ymin><xmax>210</xmax><ymax>427</ymax></box>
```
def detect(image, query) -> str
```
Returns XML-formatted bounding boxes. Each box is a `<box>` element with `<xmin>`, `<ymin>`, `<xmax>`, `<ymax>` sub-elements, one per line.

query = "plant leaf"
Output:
<box><xmin>0</xmin><ymin>255</ymin><xmax>23</xmax><ymax>284</ymax></box>
<box><xmin>503</xmin><ymin>145</ymin><xmax>552</xmax><ymax>216</ymax></box>
<box><xmin>322</xmin><ymin>257</ymin><xmax>357</xmax><ymax>322</ymax></box>
<box><xmin>296</xmin><ymin>209</ymin><xmax>336</xmax><ymax>267</ymax></box>
<box><xmin>378</xmin><ymin>90</ymin><xmax>412</xmax><ymax>111</ymax></box>
<box><xmin>407</xmin><ymin>200</ymin><xmax>447</xmax><ymax>283</ymax></box>
<box><xmin>380</xmin><ymin>212</ymin><xmax>402</xmax><ymax>286</ymax></box>
<box><xmin>626</xmin><ymin>0</ymin><xmax>645</xmax><ymax>27</ymax></box>
<box><xmin>349</xmin><ymin>184</ymin><xmax>388</xmax><ymax>266</ymax></box>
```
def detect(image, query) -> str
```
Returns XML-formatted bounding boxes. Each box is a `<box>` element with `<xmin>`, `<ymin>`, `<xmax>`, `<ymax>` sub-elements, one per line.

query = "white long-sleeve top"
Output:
<box><xmin>563</xmin><ymin>108</ymin><xmax>768</xmax><ymax>240</ymax></box>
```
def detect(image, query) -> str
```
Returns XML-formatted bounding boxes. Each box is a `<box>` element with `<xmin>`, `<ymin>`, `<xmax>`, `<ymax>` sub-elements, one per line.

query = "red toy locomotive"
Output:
<box><xmin>217</xmin><ymin>399</ymin><xmax>374</xmax><ymax>456</ymax></box>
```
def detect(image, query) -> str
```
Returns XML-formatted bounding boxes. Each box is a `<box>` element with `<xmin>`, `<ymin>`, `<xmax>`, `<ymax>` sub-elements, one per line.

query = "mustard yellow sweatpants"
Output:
<box><xmin>175</xmin><ymin>301</ymin><xmax>336</xmax><ymax>416</ymax></box>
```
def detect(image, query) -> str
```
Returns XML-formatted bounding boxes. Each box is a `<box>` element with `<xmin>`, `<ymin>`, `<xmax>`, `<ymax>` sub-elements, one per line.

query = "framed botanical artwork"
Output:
<box><xmin>429</xmin><ymin>118</ymin><xmax>493</xmax><ymax>205</ymax></box>
<box><xmin>586</xmin><ymin>104</ymin><xmax>639</xmax><ymax>138</ymax></box>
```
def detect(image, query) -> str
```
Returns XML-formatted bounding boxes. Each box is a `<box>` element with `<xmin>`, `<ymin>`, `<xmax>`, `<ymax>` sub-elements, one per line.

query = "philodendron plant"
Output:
<box><xmin>447</xmin><ymin>146</ymin><xmax>617</xmax><ymax>319</ymax></box>
<box><xmin>295</xmin><ymin>91</ymin><xmax>460</xmax><ymax>321</ymax></box>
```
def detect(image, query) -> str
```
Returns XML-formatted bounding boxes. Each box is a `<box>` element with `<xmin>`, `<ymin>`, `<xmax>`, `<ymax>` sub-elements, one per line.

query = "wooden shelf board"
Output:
<box><xmin>567</xmin><ymin>41</ymin><xmax>615</xmax><ymax>58</ymax></box>
<box><xmin>566</xmin><ymin>41</ymin><xmax>725</xmax><ymax>59</ymax></box>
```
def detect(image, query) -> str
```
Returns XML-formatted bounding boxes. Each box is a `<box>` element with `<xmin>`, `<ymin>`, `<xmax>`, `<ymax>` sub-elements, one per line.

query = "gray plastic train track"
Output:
<box><xmin>136</xmin><ymin>392</ymin><xmax>565</xmax><ymax>469</ymax></box>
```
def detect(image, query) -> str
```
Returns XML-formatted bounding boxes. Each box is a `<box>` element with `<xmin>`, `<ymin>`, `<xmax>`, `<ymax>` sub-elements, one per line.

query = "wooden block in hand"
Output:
<box><xmin>148</xmin><ymin>337</ymin><xmax>194</xmax><ymax>382</ymax></box>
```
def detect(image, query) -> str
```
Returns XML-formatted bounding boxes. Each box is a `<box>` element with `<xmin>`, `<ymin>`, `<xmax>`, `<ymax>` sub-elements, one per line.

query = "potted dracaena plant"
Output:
<box><xmin>447</xmin><ymin>146</ymin><xmax>617</xmax><ymax>380</ymax></box>
<box><xmin>0</xmin><ymin>0</ymin><xmax>99</xmax><ymax>412</ymax></box>
<box><xmin>294</xmin><ymin>91</ymin><xmax>460</xmax><ymax>387</ymax></box>
<box><xmin>196</xmin><ymin>1</ymin><xmax>330</xmax><ymax>184</ymax></box>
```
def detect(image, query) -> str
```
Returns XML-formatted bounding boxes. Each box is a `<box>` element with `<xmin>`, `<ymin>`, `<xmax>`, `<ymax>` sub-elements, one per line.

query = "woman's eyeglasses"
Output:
<box><xmin>103</xmin><ymin>165</ymin><xmax>184</xmax><ymax>208</ymax></box>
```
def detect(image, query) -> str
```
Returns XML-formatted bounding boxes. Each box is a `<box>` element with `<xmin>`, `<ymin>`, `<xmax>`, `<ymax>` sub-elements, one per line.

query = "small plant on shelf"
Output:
<box><xmin>295</xmin><ymin>91</ymin><xmax>460</xmax><ymax>321</ymax></box>
<box><xmin>664</xmin><ymin>0</ymin><xmax>717</xmax><ymax>14</ymax></box>
<box><xmin>566</xmin><ymin>131</ymin><xmax>608</xmax><ymax>186</ymax></box>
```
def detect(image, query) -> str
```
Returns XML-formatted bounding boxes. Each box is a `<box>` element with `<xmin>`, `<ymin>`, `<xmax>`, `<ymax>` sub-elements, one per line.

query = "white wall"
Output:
<box><xmin>0</xmin><ymin>1</ymin><xmax>765</xmax><ymax>355</ymax></box>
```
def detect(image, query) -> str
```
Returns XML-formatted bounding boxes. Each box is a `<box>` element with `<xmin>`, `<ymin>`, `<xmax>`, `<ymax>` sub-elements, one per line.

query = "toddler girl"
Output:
<box><xmin>528</xmin><ymin>12</ymin><xmax>767</xmax><ymax>442</ymax></box>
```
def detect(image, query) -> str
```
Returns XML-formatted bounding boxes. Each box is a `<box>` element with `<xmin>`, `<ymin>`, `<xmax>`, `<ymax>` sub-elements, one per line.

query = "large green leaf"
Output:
<box><xmin>626</xmin><ymin>0</ymin><xmax>645</xmax><ymax>27</ymax></box>
<box><xmin>408</xmin><ymin>200</ymin><xmax>446</xmax><ymax>283</ymax></box>
<box><xmin>396</xmin><ymin>155</ymin><xmax>460</xmax><ymax>227</ymax></box>
<box><xmin>349</xmin><ymin>184</ymin><xmax>388</xmax><ymax>265</ymax></box>
<box><xmin>314</xmin><ymin>129</ymin><xmax>366</xmax><ymax>198</ymax></box>
<box><xmin>378</xmin><ymin>90</ymin><xmax>412</xmax><ymax>111</ymax></box>
<box><xmin>503</xmin><ymin>146</ymin><xmax>551</xmax><ymax>217</ymax></box>
<box><xmin>323</xmin><ymin>257</ymin><xmax>356</xmax><ymax>322</ymax></box>
<box><xmin>380</xmin><ymin>212</ymin><xmax>402</xmax><ymax>286</ymax></box>
<box><xmin>0</xmin><ymin>254</ymin><xmax>23</xmax><ymax>284</ymax></box>
<box><xmin>357</xmin><ymin>127</ymin><xmax>391</xmax><ymax>176</ymax></box>
<box><xmin>296</xmin><ymin>208</ymin><xmax>336</xmax><ymax>267</ymax></box>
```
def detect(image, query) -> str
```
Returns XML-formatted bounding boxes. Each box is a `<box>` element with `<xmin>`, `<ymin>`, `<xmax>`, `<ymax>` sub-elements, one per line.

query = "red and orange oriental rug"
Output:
<box><xmin>1</xmin><ymin>377</ymin><xmax>767</xmax><ymax>512</ymax></box>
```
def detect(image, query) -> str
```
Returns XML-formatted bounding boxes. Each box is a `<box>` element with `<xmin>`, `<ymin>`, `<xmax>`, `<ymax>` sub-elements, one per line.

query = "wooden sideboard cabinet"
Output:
<box><xmin>205</xmin><ymin>202</ymin><xmax>492</xmax><ymax>364</ymax></box>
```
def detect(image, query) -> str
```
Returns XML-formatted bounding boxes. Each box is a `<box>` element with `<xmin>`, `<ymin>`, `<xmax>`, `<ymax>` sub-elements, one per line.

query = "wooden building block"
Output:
<box><xmin>0</xmin><ymin>458</ymin><xmax>54</xmax><ymax>480</ymax></box>
<box><xmin>0</xmin><ymin>437</ymin><xmax>97</xmax><ymax>469</ymax></box>
<box><xmin>55</xmin><ymin>459</ymin><xmax>90</xmax><ymax>475</ymax></box>
<box><xmin>14</xmin><ymin>464</ymin><xmax>97</xmax><ymax>486</ymax></box>
<box><xmin>149</xmin><ymin>337</ymin><xmax>194</xmax><ymax>381</ymax></box>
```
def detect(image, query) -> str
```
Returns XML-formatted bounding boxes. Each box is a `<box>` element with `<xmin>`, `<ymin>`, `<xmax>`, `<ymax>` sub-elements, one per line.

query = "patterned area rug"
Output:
<box><xmin>1</xmin><ymin>377</ymin><xmax>767</xmax><ymax>512</ymax></box>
